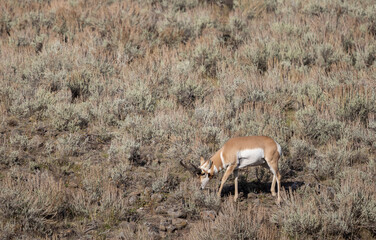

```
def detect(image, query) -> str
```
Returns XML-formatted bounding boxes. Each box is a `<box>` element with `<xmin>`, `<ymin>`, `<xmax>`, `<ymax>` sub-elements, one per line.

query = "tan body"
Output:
<box><xmin>199</xmin><ymin>136</ymin><xmax>282</xmax><ymax>203</ymax></box>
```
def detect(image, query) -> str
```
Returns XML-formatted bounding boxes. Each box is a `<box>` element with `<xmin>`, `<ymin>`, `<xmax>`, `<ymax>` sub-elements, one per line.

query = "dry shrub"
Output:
<box><xmin>56</xmin><ymin>133</ymin><xmax>89</xmax><ymax>157</ymax></box>
<box><xmin>49</xmin><ymin>102</ymin><xmax>90</xmax><ymax>132</ymax></box>
<box><xmin>170</xmin><ymin>77</ymin><xmax>212</xmax><ymax>108</ymax></box>
<box><xmin>238</xmin><ymin>0</ymin><xmax>277</xmax><ymax>18</ymax></box>
<box><xmin>303</xmin><ymin>2</ymin><xmax>325</xmax><ymax>16</ymax></box>
<box><xmin>0</xmin><ymin>221</ymin><xmax>16</xmax><ymax>240</ymax></box>
<box><xmin>71</xmin><ymin>165</ymin><xmax>133</xmax><ymax>226</ymax></box>
<box><xmin>308</xmin><ymin>141</ymin><xmax>370</xmax><ymax>181</ymax></box>
<box><xmin>67</xmin><ymin>69</ymin><xmax>92</xmax><ymax>101</ymax></box>
<box><xmin>0</xmin><ymin>171</ymin><xmax>72</xmax><ymax>236</ymax></box>
<box><xmin>8</xmin><ymin>87</ymin><xmax>56</xmax><ymax>119</ymax></box>
<box><xmin>107</xmin><ymin>134</ymin><xmax>141</xmax><ymax>165</ymax></box>
<box><xmin>273</xmin><ymin>167</ymin><xmax>376</xmax><ymax>238</ymax></box>
<box><xmin>121</xmin><ymin>81</ymin><xmax>157</xmax><ymax>114</ymax></box>
<box><xmin>192</xmin><ymin>44</ymin><xmax>220</xmax><ymax>78</ymax></box>
<box><xmin>289</xmin><ymin>139</ymin><xmax>315</xmax><ymax>171</ymax></box>
<box><xmin>317</xmin><ymin>43</ymin><xmax>340</xmax><ymax>72</ymax></box>
<box><xmin>244</xmin><ymin>45</ymin><xmax>269</xmax><ymax>73</ymax></box>
<box><xmin>187</xmin><ymin>199</ymin><xmax>279</xmax><ymax>240</ymax></box>
<box><xmin>295</xmin><ymin>107</ymin><xmax>343</xmax><ymax>146</ymax></box>
<box><xmin>344</xmin><ymin>125</ymin><xmax>376</xmax><ymax>151</ymax></box>
<box><xmin>151</xmin><ymin>165</ymin><xmax>180</xmax><ymax>193</ymax></box>
<box><xmin>158</xmin><ymin>20</ymin><xmax>194</xmax><ymax>46</ymax></box>
<box><xmin>173</xmin><ymin>180</ymin><xmax>221</xmax><ymax>217</ymax></box>
<box><xmin>115</xmin><ymin>223</ymin><xmax>150</xmax><ymax>240</ymax></box>
<box><xmin>337</xmin><ymin>95</ymin><xmax>375</xmax><ymax>126</ymax></box>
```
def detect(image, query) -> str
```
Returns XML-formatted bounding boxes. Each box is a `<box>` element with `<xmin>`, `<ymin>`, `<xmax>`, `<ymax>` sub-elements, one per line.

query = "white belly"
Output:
<box><xmin>236</xmin><ymin>148</ymin><xmax>265</xmax><ymax>169</ymax></box>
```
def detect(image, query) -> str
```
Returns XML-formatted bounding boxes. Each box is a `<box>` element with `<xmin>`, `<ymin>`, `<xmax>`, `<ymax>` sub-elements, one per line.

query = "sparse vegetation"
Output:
<box><xmin>0</xmin><ymin>0</ymin><xmax>375</xmax><ymax>239</ymax></box>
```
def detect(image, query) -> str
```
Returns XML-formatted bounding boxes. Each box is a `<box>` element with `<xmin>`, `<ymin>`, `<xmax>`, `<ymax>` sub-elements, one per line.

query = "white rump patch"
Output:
<box><xmin>237</xmin><ymin>148</ymin><xmax>265</xmax><ymax>169</ymax></box>
<box><xmin>275</xmin><ymin>141</ymin><xmax>282</xmax><ymax>157</ymax></box>
<box><xmin>266</xmin><ymin>161</ymin><xmax>276</xmax><ymax>175</ymax></box>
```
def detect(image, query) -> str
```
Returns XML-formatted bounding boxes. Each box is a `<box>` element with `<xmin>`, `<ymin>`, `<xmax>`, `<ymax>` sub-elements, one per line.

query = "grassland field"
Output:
<box><xmin>0</xmin><ymin>0</ymin><xmax>376</xmax><ymax>239</ymax></box>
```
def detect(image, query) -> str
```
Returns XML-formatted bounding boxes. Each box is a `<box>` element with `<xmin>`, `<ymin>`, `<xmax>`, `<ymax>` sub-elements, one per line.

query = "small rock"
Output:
<box><xmin>7</xmin><ymin>118</ymin><xmax>18</xmax><ymax>127</ymax></box>
<box><xmin>359</xmin><ymin>228</ymin><xmax>373</xmax><ymax>240</ymax></box>
<box><xmin>166</xmin><ymin>224</ymin><xmax>177</xmax><ymax>233</ymax></box>
<box><xmin>155</xmin><ymin>205</ymin><xmax>167</xmax><ymax>214</ymax></box>
<box><xmin>327</xmin><ymin>187</ymin><xmax>335</xmax><ymax>200</ymax></box>
<box><xmin>238</xmin><ymin>192</ymin><xmax>244</xmax><ymax>199</ymax></box>
<box><xmin>30</xmin><ymin>135</ymin><xmax>44</xmax><ymax>149</ymax></box>
<box><xmin>128</xmin><ymin>195</ymin><xmax>139</xmax><ymax>205</ymax></box>
<box><xmin>137</xmin><ymin>207</ymin><xmax>146</xmax><ymax>214</ymax></box>
<box><xmin>151</xmin><ymin>193</ymin><xmax>163</xmax><ymax>203</ymax></box>
<box><xmin>247</xmin><ymin>192</ymin><xmax>257</xmax><ymax>199</ymax></box>
<box><xmin>66</xmin><ymin>177</ymin><xmax>79</xmax><ymax>188</ymax></box>
<box><xmin>118</xmin><ymin>221</ymin><xmax>137</xmax><ymax>233</ymax></box>
<box><xmin>159</xmin><ymin>217</ymin><xmax>187</xmax><ymax>233</ymax></box>
<box><xmin>144</xmin><ymin>222</ymin><xmax>161</xmax><ymax>240</ymax></box>
<box><xmin>148</xmin><ymin>231</ymin><xmax>162</xmax><ymax>240</ymax></box>
<box><xmin>172</xmin><ymin>218</ymin><xmax>188</xmax><ymax>230</ymax></box>
<box><xmin>159</xmin><ymin>231</ymin><xmax>168</xmax><ymax>238</ymax></box>
<box><xmin>34</xmin><ymin>122</ymin><xmax>47</xmax><ymax>135</ymax></box>
<box><xmin>291</xmin><ymin>181</ymin><xmax>303</xmax><ymax>190</ymax></box>
<box><xmin>159</xmin><ymin>218</ymin><xmax>172</xmax><ymax>232</ymax></box>
<box><xmin>200</xmin><ymin>210</ymin><xmax>217</xmax><ymax>221</ymax></box>
<box><xmin>62</xmin><ymin>229</ymin><xmax>76</xmax><ymax>238</ymax></box>
<box><xmin>253</xmin><ymin>198</ymin><xmax>260</xmax><ymax>206</ymax></box>
<box><xmin>167</xmin><ymin>208</ymin><xmax>186</xmax><ymax>219</ymax></box>
<box><xmin>144</xmin><ymin>187</ymin><xmax>152</xmax><ymax>196</ymax></box>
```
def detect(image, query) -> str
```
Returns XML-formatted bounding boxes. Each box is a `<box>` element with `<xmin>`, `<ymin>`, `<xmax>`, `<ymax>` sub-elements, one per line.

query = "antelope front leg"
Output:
<box><xmin>271</xmin><ymin>175</ymin><xmax>276</xmax><ymax>196</ymax></box>
<box><xmin>217</xmin><ymin>165</ymin><xmax>236</xmax><ymax>198</ymax></box>
<box><xmin>234</xmin><ymin>169</ymin><xmax>239</xmax><ymax>202</ymax></box>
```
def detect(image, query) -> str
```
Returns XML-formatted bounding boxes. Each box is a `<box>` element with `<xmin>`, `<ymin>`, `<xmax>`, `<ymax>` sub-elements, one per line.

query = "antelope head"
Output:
<box><xmin>180</xmin><ymin>157</ymin><xmax>213</xmax><ymax>189</ymax></box>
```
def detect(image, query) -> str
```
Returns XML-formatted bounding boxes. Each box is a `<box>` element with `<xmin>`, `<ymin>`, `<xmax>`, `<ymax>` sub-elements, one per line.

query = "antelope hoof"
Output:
<box><xmin>271</xmin><ymin>191</ymin><xmax>276</xmax><ymax>197</ymax></box>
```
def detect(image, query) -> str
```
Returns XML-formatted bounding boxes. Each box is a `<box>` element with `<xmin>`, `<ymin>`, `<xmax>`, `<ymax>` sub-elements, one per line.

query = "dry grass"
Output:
<box><xmin>0</xmin><ymin>0</ymin><xmax>375</xmax><ymax>238</ymax></box>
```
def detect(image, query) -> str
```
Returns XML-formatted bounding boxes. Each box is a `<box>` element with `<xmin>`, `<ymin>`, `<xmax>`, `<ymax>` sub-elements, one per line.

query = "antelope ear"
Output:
<box><xmin>200</xmin><ymin>157</ymin><xmax>205</xmax><ymax>165</ymax></box>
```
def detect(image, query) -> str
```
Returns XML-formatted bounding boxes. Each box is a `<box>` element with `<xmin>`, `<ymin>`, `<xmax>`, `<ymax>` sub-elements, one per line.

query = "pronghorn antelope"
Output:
<box><xmin>181</xmin><ymin>136</ymin><xmax>282</xmax><ymax>203</ymax></box>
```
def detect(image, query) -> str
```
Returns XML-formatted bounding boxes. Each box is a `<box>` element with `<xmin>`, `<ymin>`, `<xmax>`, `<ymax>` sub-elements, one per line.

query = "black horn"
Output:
<box><xmin>190</xmin><ymin>163</ymin><xmax>202</xmax><ymax>174</ymax></box>
<box><xmin>208</xmin><ymin>160</ymin><xmax>213</xmax><ymax>169</ymax></box>
<box><xmin>180</xmin><ymin>161</ymin><xmax>201</xmax><ymax>175</ymax></box>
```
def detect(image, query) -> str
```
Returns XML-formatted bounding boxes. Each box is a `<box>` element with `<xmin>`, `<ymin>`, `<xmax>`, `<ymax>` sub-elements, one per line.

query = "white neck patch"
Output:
<box><xmin>200</xmin><ymin>161</ymin><xmax>211</xmax><ymax>172</ymax></box>
<box><xmin>220</xmin><ymin>151</ymin><xmax>227</xmax><ymax>169</ymax></box>
<box><xmin>213</xmin><ymin>165</ymin><xmax>218</xmax><ymax>174</ymax></box>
